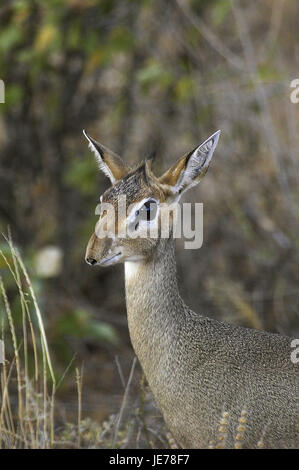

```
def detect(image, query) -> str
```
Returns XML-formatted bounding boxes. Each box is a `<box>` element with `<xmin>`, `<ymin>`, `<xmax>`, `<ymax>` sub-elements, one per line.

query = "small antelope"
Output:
<box><xmin>84</xmin><ymin>129</ymin><xmax>298</xmax><ymax>449</ymax></box>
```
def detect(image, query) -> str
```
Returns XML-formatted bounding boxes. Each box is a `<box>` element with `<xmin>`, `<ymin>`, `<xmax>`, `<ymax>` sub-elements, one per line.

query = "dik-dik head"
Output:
<box><xmin>84</xmin><ymin>130</ymin><xmax>220</xmax><ymax>266</ymax></box>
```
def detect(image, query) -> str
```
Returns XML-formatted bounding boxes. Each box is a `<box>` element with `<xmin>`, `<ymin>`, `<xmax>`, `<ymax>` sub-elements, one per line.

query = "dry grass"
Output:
<box><xmin>0</xmin><ymin>237</ymin><xmax>146</xmax><ymax>449</ymax></box>
<box><xmin>0</xmin><ymin>236</ymin><xmax>169</xmax><ymax>449</ymax></box>
<box><xmin>0</xmin><ymin>235</ymin><xmax>55</xmax><ymax>448</ymax></box>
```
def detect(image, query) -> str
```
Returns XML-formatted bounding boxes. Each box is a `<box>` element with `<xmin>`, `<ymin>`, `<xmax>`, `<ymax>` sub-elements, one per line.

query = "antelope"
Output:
<box><xmin>84</xmin><ymin>129</ymin><xmax>298</xmax><ymax>449</ymax></box>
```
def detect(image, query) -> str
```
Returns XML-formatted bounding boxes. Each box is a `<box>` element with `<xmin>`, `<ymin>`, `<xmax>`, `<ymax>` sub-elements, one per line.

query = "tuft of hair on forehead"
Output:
<box><xmin>101</xmin><ymin>161</ymin><xmax>163</xmax><ymax>206</ymax></box>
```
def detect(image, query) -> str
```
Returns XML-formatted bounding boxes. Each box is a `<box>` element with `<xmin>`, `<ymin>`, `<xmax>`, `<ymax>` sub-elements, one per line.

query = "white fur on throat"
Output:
<box><xmin>125</xmin><ymin>260</ymin><xmax>142</xmax><ymax>281</ymax></box>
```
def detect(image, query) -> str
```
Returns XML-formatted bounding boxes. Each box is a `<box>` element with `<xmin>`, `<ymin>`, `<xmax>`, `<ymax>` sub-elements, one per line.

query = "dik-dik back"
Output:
<box><xmin>84</xmin><ymin>128</ymin><xmax>298</xmax><ymax>448</ymax></box>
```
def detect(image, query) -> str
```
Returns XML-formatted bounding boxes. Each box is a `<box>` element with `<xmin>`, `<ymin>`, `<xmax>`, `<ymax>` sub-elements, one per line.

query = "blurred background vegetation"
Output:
<box><xmin>0</xmin><ymin>0</ymin><xmax>298</xmax><ymax>448</ymax></box>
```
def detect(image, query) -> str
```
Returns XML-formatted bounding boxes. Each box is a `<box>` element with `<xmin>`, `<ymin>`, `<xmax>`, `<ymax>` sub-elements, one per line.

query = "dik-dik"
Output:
<box><xmin>84</xmin><ymin>129</ymin><xmax>298</xmax><ymax>448</ymax></box>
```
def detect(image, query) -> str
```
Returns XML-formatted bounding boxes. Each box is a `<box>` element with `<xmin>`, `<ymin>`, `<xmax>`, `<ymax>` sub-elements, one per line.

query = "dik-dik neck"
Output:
<box><xmin>124</xmin><ymin>238</ymin><xmax>185</xmax><ymax>380</ymax></box>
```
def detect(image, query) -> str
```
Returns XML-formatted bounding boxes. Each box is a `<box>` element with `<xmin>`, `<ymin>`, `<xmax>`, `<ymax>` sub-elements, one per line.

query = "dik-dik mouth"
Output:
<box><xmin>99</xmin><ymin>252</ymin><xmax>122</xmax><ymax>266</ymax></box>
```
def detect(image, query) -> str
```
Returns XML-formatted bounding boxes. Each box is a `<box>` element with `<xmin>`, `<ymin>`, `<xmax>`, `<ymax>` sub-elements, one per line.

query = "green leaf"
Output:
<box><xmin>211</xmin><ymin>0</ymin><xmax>231</xmax><ymax>26</ymax></box>
<box><xmin>108</xmin><ymin>27</ymin><xmax>134</xmax><ymax>52</ymax></box>
<box><xmin>88</xmin><ymin>321</ymin><xmax>118</xmax><ymax>344</ymax></box>
<box><xmin>3</xmin><ymin>84</ymin><xmax>23</xmax><ymax>107</ymax></box>
<box><xmin>137</xmin><ymin>60</ymin><xmax>172</xmax><ymax>92</ymax></box>
<box><xmin>0</xmin><ymin>27</ymin><xmax>22</xmax><ymax>52</ymax></box>
<box><xmin>257</xmin><ymin>64</ymin><xmax>282</xmax><ymax>82</ymax></box>
<box><xmin>55</xmin><ymin>309</ymin><xmax>118</xmax><ymax>344</ymax></box>
<box><xmin>175</xmin><ymin>76</ymin><xmax>195</xmax><ymax>101</ymax></box>
<box><xmin>64</xmin><ymin>157</ymin><xmax>97</xmax><ymax>196</ymax></box>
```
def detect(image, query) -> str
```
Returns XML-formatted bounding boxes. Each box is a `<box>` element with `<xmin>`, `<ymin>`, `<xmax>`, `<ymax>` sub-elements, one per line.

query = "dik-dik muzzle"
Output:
<box><xmin>85</xmin><ymin>233</ymin><xmax>121</xmax><ymax>266</ymax></box>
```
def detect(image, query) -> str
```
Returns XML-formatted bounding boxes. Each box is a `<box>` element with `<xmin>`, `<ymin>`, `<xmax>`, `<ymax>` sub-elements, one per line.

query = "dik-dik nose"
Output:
<box><xmin>86</xmin><ymin>257</ymin><xmax>97</xmax><ymax>266</ymax></box>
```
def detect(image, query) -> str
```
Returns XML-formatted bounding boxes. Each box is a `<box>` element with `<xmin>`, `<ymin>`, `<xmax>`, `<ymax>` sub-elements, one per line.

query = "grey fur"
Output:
<box><xmin>125</xmin><ymin>237</ymin><xmax>298</xmax><ymax>449</ymax></box>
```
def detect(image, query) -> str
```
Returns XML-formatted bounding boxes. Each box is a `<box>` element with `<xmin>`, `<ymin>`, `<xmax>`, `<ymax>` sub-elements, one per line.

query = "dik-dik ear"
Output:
<box><xmin>159</xmin><ymin>130</ymin><xmax>220</xmax><ymax>198</ymax></box>
<box><xmin>83</xmin><ymin>130</ymin><xmax>129</xmax><ymax>184</ymax></box>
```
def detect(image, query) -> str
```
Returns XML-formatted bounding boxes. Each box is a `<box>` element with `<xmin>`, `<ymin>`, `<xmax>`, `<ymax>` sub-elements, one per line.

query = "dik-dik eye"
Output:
<box><xmin>128</xmin><ymin>198</ymin><xmax>159</xmax><ymax>233</ymax></box>
<box><xmin>139</xmin><ymin>199</ymin><xmax>157</xmax><ymax>222</ymax></box>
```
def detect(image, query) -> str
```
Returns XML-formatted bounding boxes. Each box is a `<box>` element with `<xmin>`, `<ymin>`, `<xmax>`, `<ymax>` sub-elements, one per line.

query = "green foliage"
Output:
<box><xmin>175</xmin><ymin>76</ymin><xmax>195</xmax><ymax>101</ymax></box>
<box><xmin>0</xmin><ymin>26</ymin><xmax>22</xmax><ymax>52</ymax></box>
<box><xmin>0</xmin><ymin>242</ymin><xmax>14</xmax><ymax>269</ymax></box>
<box><xmin>64</xmin><ymin>157</ymin><xmax>97</xmax><ymax>196</ymax></box>
<box><xmin>55</xmin><ymin>308</ymin><xmax>118</xmax><ymax>344</ymax></box>
<box><xmin>108</xmin><ymin>26</ymin><xmax>134</xmax><ymax>53</ymax></box>
<box><xmin>190</xmin><ymin>0</ymin><xmax>217</xmax><ymax>15</ymax></box>
<box><xmin>67</xmin><ymin>22</ymin><xmax>83</xmax><ymax>50</ymax></box>
<box><xmin>1</xmin><ymin>84</ymin><xmax>23</xmax><ymax>108</ymax></box>
<box><xmin>137</xmin><ymin>59</ymin><xmax>172</xmax><ymax>93</ymax></box>
<box><xmin>257</xmin><ymin>63</ymin><xmax>283</xmax><ymax>82</ymax></box>
<box><xmin>211</xmin><ymin>0</ymin><xmax>231</xmax><ymax>26</ymax></box>
<box><xmin>34</xmin><ymin>23</ymin><xmax>61</xmax><ymax>54</ymax></box>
